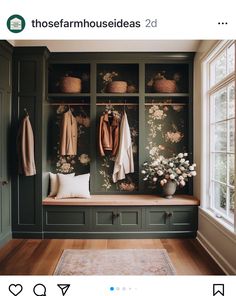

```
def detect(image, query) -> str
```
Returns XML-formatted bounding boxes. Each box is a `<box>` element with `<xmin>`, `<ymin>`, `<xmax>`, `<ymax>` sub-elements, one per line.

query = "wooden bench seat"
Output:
<box><xmin>43</xmin><ymin>194</ymin><xmax>200</xmax><ymax>206</ymax></box>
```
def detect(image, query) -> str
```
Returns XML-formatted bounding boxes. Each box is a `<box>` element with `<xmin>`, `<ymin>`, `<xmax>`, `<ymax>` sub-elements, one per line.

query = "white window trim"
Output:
<box><xmin>201</xmin><ymin>40</ymin><xmax>236</xmax><ymax>233</ymax></box>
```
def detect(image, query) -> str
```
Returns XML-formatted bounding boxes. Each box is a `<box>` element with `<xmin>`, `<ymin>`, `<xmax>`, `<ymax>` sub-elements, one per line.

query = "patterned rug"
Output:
<box><xmin>54</xmin><ymin>249</ymin><xmax>176</xmax><ymax>275</ymax></box>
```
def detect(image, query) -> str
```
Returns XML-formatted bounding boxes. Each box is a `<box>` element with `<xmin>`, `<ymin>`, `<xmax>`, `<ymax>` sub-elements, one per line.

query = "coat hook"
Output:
<box><xmin>24</xmin><ymin>108</ymin><xmax>29</xmax><ymax>116</ymax></box>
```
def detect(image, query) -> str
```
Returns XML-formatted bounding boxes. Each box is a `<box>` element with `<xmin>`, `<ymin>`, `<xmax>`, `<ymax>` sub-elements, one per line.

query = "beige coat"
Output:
<box><xmin>60</xmin><ymin>110</ymin><xmax>78</xmax><ymax>156</ymax></box>
<box><xmin>112</xmin><ymin>112</ymin><xmax>134</xmax><ymax>183</ymax></box>
<box><xmin>18</xmin><ymin>115</ymin><xmax>36</xmax><ymax>176</ymax></box>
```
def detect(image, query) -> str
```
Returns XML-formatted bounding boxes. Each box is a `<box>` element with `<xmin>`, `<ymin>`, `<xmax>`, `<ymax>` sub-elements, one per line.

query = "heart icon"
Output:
<box><xmin>9</xmin><ymin>284</ymin><xmax>23</xmax><ymax>296</ymax></box>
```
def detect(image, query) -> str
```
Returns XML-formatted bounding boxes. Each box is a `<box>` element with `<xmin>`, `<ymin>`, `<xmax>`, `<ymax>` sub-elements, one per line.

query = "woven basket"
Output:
<box><xmin>106</xmin><ymin>81</ymin><xmax>127</xmax><ymax>93</ymax></box>
<box><xmin>153</xmin><ymin>79</ymin><xmax>177</xmax><ymax>93</ymax></box>
<box><xmin>59</xmin><ymin>77</ymin><xmax>82</xmax><ymax>93</ymax></box>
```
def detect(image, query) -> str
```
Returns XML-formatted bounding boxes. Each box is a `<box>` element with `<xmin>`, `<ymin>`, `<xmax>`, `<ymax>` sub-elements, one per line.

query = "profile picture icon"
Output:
<box><xmin>33</xmin><ymin>284</ymin><xmax>46</xmax><ymax>296</ymax></box>
<box><xmin>7</xmin><ymin>14</ymin><xmax>26</xmax><ymax>33</ymax></box>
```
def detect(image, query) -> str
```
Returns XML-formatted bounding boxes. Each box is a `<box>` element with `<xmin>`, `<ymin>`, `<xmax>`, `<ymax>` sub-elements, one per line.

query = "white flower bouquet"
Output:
<box><xmin>141</xmin><ymin>153</ymin><xmax>197</xmax><ymax>187</ymax></box>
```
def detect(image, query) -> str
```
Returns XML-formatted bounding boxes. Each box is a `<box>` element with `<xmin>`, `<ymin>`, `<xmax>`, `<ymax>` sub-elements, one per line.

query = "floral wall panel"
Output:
<box><xmin>144</xmin><ymin>100</ymin><xmax>190</xmax><ymax>193</ymax></box>
<box><xmin>48</xmin><ymin>105</ymin><xmax>90</xmax><ymax>175</ymax></box>
<box><xmin>96</xmin><ymin>104</ymin><xmax>139</xmax><ymax>193</ymax></box>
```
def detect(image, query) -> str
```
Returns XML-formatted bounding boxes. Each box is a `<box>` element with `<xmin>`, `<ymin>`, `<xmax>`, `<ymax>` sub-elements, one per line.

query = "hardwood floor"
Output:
<box><xmin>0</xmin><ymin>238</ymin><xmax>224</xmax><ymax>275</ymax></box>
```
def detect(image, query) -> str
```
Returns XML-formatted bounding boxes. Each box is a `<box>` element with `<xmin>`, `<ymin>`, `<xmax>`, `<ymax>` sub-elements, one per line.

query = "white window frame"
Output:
<box><xmin>202</xmin><ymin>40</ymin><xmax>235</xmax><ymax>230</ymax></box>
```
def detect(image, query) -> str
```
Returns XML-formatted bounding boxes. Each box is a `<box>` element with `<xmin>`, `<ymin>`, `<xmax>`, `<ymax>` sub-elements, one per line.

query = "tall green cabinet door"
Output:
<box><xmin>11</xmin><ymin>47</ymin><xmax>49</xmax><ymax>238</ymax></box>
<box><xmin>0</xmin><ymin>41</ymin><xmax>13</xmax><ymax>247</ymax></box>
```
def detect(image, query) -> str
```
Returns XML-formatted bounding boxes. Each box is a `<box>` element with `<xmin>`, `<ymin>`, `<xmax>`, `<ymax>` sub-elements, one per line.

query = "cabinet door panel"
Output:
<box><xmin>145</xmin><ymin>207</ymin><xmax>169</xmax><ymax>230</ymax></box>
<box><xmin>169</xmin><ymin>206</ymin><xmax>198</xmax><ymax>231</ymax></box>
<box><xmin>118</xmin><ymin>207</ymin><xmax>142</xmax><ymax>231</ymax></box>
<box><xmin>93</xmin><ymin>207</ymin><xmax>117</xmax><ymax>230</ymax></box>
<box><xmin>44</xmin><ymin>206</ymin><xmax>91</xmax><ymax>231</ymax></box>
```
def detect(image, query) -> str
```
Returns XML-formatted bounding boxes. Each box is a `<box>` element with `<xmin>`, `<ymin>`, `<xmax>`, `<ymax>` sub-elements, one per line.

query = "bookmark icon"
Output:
<box><xmin>57</xmin><ymin>284</ymin><xmax>70</xmax><ymax>296</ymax></box>
<box><xmin>213</xmin><ymin>284</ymin><xmax>224</xmax><ymax>296</ymax></box>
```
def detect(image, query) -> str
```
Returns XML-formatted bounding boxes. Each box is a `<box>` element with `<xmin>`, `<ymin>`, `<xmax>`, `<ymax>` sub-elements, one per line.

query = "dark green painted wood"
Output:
<box><xmin>11</xmin><ymin>47</ymin><xmax>49</xmax><ymax>237</ymax></box>
<box><xmin>43</xmin><ymin>231</ymin><xmax>197</xmax><ymax>239</ymax></box>
<box><xmin>43</xmin><ymin>204</ymin><xmax>198</xmax><ymax>238</ymax></box>
<box><xmin>47</xmin><ymin>52</ymin><xmax>194</xmax><ymax>195</ymax></box>
<box><xmin>145</xmin><ymin>208</ymin><xmax>169</xmax><ymax>231</ymax></box>
<box><xmin>0</xmin><ymin>41</ymin><xmax>13</xmax><ymax>247</ymax></box>
<box><xmin>43</xmin><ymin>206</ymin><xmax>91</xmax><ymax>232</ymax></box>
<box><xmin>116</xmin><ymin>207</ymin><xmax>142</xmax><ymax>231</ymax></box>
<box><xmin>10</xmin><ymin>49</ymin><xmax>195</xmax><ymax>238</ymax></box>
<box><xmin>169</xmin><ymin>206</ymin><xmax>198</xmax><ymax>231</ymax></box>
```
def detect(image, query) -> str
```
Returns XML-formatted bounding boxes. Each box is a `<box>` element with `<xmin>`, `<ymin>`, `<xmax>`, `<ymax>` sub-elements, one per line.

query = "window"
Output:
<box><xmin>205</xmin><ymin>41</ymin><xmax>235</xmax><ymax>225</ymax></box>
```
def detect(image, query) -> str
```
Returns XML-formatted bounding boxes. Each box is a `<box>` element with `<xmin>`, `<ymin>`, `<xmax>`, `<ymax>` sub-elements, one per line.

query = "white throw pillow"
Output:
<box><xmin>49</xmin><ymin>172</ymin><xmax>75</xmax><ymax>197</ymax></box>
<box><xmin>55</xmin><ymin>173</ymin><xmax>91</xmax><ymax>199</ymax></box>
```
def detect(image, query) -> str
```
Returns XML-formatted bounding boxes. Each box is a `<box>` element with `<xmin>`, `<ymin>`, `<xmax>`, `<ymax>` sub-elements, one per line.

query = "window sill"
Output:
<box><xmin>199</xmin><ymin>207</ymin><xmax>236</xmax><ymax>243</ymax></box>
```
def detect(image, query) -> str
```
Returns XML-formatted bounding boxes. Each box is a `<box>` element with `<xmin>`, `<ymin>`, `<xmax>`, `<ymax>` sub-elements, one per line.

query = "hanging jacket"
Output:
<box><xmin>99</xmin><ymin>111</ymin><xmax>120</xmax><ymax>156</ymax></box>
<box><xmin>60</xmin><ymin>109</ymin><xmax>78</xmax><ymax>156</ymax></box>
<box><xmin>17</xmin><ymin>115</ymin><xmax>36</xmax><ymax>176</ymax></box>
<box><xmin>112</xmin><ymin>111</ymin><xmax>134</xmax><ymax>183</ymax></box>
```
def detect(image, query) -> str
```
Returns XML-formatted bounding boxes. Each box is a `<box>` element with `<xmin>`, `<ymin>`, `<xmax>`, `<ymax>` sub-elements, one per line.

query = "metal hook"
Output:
<box><xmin>24</xmin><ymin>108</ymin><xmax>29</xmax><ymax>116</ymax></box>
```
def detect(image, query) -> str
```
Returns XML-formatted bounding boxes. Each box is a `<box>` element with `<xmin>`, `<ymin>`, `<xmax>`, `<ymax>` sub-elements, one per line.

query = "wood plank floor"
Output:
<box><xmin>0</xmin><ymin>238</ymin><xmax>224</xmax><ymax>275</ymax></box>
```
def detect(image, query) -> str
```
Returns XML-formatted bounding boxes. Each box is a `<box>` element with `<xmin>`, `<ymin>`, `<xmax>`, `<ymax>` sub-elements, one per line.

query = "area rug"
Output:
<box><xmin>54</xmin><ymin>249</ymin><xmax>176</xmax><ymax>275</ymax></box>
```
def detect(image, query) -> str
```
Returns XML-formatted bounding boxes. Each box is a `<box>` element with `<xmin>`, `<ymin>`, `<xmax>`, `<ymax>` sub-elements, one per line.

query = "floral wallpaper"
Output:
<box><xmin>48</xmin><ymin>100</ymin><xmax>189</xmax><ymax>194</ymax></box>
<box><xmin>96</xmin><ymin>104</ymin><xmax>139</xmax><ymax>192</ymax></box>
<box><xmin>144</xmin><ymin>100</ymin><xmax>189</xmax><ymax>192</ymax></box>
<box><xmin>48</xmin><ymin>105</ymin><xmax>90</xmax><ymax>175</ymax></box>
<box><xmin>145</xmin><ymin>101</ymin><xmax>188</xmax><ymax>159</ymax></box>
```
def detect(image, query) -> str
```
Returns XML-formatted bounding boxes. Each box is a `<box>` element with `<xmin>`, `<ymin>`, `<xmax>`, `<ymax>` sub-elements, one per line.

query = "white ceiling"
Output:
<box><xmin>9</xmin><ymin>40</ymin><xmax>201</xmax><ymax>52</ymax></box>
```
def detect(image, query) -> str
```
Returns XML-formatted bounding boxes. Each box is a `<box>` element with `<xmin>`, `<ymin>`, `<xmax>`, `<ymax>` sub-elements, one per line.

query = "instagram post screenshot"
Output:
<box><xmin>0</xmin><ymin>0</ymin><xmax>235</xmax><ymax>295</ymax></box>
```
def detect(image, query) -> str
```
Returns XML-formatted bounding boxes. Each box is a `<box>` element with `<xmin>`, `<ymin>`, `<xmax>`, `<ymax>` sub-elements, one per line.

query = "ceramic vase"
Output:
<box><xmin>162</xmin><ymin>181</ymin><xmax>177</xmax><ymax>199</ymax></box>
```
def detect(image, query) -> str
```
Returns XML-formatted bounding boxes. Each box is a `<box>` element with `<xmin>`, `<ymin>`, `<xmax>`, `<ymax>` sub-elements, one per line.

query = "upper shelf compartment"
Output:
<box><xmin>145</xmin><ymin>63</ymin><xmax>189</xmax><ymax>94</ymax></box>
<box><xmin>97</xmin><ymin>63</ymin><xmax>139</xmax><ymax>94</ymax></box>
<box><xmin>48</xmin><ymin>63</ymin><xmax>90</xmax><ymax>94</ymax></box>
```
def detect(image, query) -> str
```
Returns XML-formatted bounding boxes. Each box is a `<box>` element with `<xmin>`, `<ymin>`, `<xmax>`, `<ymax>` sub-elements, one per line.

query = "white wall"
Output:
<box><xmin>194</xmin><ymin>40</ymin><xmax>236</xmax><ymax>275</ymax></box>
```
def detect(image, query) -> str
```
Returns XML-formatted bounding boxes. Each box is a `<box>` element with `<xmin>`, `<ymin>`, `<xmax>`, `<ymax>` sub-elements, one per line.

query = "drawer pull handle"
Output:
<box><xmin>112</xmin><ymin>213</ymin><xmax>120</xmax><ymax>218</ymax></box>
<box><xmin>165</xmin><ymin>212</ymin><xmax>173</xmax><ymax>217</ymax></box>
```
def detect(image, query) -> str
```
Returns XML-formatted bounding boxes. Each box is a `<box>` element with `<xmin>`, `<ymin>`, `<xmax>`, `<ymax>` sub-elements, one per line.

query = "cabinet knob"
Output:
<box><xmin>165</xmin><ymin>211</ymin><xmax>173</xmax><ymax>217</ymax></box>
<box><xmin>116</xmin><ymin>213</ymin><xmax>120</xmax><ymax>218</ymax></box>
<box><xmin>1</xmin><ymin>181</ymin><xmax>9</xmax><ymax>186</ymax></box>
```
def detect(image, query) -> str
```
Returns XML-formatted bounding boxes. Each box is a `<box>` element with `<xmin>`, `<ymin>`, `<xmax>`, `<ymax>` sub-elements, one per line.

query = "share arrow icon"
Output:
<box><xmin>57</xmin><ymin>284</ymin><xmax>70</xmax><ymax>296</ymax></box>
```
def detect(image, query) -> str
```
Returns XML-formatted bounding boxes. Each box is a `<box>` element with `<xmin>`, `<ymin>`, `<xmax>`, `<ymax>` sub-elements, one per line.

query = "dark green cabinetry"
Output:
<box><xmin>11</xmin><ymin>47</ymin><xmax>49</xmax><ymax>238</ymax></box>
<box><xmin>10</xmin><ymin>49</ymin><xmax>196</xmax><ymax>239</ymax></box>
<box><xmin>0</xmin><ymin>41</ymin><xmax>13</xmax><ymax>247</ymax></box>
<box><xmin>44</xmin><ymin>206</ymin><xmax>91</xmax><ymax>233</ymax></box>
<box><xmin>146</xmin><ymin>206</ymin><xmax>198</xmax><ymax>232</ymax></box>
<box><xmin>43</xmin><ymin>204</ymin><xmax>198</xmax><ymax>238</ymax></box>
<box><xmin>93</xmin><ymin>207</ymin><xmax>142</xmax><ymax>231</ymax></box>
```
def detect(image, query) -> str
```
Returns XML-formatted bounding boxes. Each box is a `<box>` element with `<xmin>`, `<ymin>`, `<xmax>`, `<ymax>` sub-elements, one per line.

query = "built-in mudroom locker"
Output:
<box><xmin>0</xmin><ymin>41</ymin><xmax>13</xmax><ymax>247</ymax></box>
<box><xmin>10</xmin><ymin>47</ymin><xmax>198</xmax><ymax>239</ymax></box>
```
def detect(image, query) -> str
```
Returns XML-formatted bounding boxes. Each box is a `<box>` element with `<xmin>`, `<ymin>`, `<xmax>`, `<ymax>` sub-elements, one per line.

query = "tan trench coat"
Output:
<box><xmin>60</xmin><ymin>110</ymin><xmax>78</xmax><ymax>156</ymax></box>
<box><xmin>18</xmin><ymin>115</ymin><xmax>36</xmax><ymax>176</ymax></box>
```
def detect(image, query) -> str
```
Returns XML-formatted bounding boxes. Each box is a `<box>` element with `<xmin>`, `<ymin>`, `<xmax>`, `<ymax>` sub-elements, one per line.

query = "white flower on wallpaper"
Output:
<box><xmin>165</xmin><ymin>131</ymin><xmax>184</xmax><ymax>143</ymax></box>
<box><xmin>145</xmin><ymin>102</ymin><xmax>187</xmax><ymax>162</ymax></box>
<box><xmin>78</xmin><ymin>154</ymin><xmax>90</xmax><ymax>165</ymax></box>
<box><xmin>56</xmin><ymin>156</ymin><xmax>75</xmax><ymax>173</ymax></box>
<box><xmin>149</xmin><ymin>105</ymin><xmax>167</xmax><ymax>120</ymax></box>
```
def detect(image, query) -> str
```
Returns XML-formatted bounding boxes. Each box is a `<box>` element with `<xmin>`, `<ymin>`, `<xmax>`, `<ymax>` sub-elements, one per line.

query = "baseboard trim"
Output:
<box><xmin>197</xmin><ymin>231</ymin><xmax>236</xmax><ymax>275</ymax></box>
<box><xmin>44</xmin><ymin>231</ymin><xmax>197</xmax><ymax>239</ymax></box>
<box><xmin>12</xmin><ymin>232</ymin><xmax>43</xmax><ymax>239</ymax></box>
<box><xmin>0</xmin><ymin>231</ymin><xmax>12</xmax><ymax>249</ymax></box>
